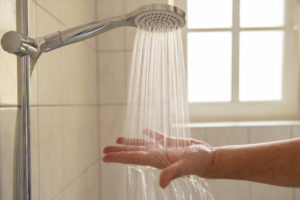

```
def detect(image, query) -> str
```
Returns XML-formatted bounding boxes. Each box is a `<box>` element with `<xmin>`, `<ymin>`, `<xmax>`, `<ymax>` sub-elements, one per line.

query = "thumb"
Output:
<box><xmin>159</xmin><ymin>160</ymin><xmax>188</xmax><ymax>188</ymax></box>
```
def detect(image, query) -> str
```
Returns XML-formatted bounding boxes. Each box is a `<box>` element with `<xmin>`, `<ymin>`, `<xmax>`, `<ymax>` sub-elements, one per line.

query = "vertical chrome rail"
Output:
<box><xmin>16</xmin><ymin>0</ymin><xmax>31</xmax><ymax>199</ymax></box>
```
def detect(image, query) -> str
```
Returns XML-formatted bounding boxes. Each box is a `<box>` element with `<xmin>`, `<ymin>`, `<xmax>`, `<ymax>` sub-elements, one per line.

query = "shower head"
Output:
<box><xmin>127</xmin><ymin>4</ymin><xmax>186</xmax><ymax>29</ymax></box>
<box><xmin>40</xmin><ymin>4</ymin><xmax>186</xmax><ymax>52</ymax></box>
<box><xmin>2</xmin><ymin>4</ymin><xmax>186</xmax><ymax>58</ymax></box>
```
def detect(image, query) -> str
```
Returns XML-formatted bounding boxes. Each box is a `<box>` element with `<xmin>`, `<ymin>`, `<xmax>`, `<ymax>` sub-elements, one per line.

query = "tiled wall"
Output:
<box><xmin>28</xmin><ymin>0</ymin><xmax>100</xmax><ymax>199</ymax></box>
<box><xmin>0</xmin><ymin>0</ymin><xmax>17</xmax><ymax>200</ymax></box>
<box><xmin>0</xmin><ymin>0</ymin><xmax>100</xmax><ymax>200</ymax></box>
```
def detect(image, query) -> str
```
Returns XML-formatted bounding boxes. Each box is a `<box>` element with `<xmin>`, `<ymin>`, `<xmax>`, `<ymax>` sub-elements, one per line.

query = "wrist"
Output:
<box><xmin>202</xmin><ymin>146</ymin><xmax>219</xmax><ymax>178</ymax></box>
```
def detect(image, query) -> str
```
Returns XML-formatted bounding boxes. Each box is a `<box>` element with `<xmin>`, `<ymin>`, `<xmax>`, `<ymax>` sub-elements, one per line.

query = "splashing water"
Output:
<box><xmin>124</xmin><ymin>25</ymin><xmax>214</xmax><ymax>200</ymax></box>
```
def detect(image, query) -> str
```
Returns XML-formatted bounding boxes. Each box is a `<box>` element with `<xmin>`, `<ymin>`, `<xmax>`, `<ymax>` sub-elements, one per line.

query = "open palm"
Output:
<box><xmin>103</xmin><ymin>129</ymin><xmax>213</xmax><ymax>188</ymax></box>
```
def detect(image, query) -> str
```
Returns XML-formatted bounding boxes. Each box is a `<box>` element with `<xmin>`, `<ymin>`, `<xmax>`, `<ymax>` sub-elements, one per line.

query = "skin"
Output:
<box><xmin>103</xmin><ymin>129</ymin><xmax>300</xmax><ymax>189</ymax></box>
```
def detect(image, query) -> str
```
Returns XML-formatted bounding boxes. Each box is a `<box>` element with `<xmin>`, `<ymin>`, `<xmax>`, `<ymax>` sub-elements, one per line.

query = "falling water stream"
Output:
<box><xmin>123</xmin><ymin>25</ymin><xmax>214</xmax><ymax>199</ymax></box>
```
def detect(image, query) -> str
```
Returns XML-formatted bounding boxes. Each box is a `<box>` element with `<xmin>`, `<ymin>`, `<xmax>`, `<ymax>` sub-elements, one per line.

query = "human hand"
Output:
<box><xmin>103</xmin><ymin>129</ymin><xmax>213</xmax><ymax>188</ymax></box>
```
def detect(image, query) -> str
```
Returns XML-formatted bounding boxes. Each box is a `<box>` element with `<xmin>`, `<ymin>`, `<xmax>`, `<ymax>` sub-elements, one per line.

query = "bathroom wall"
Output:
<box><xmin>96</xmin><ymin>1</ymin><xmax>300</xmax><ymax>200</ymax></box>
<box><xmin>0</xmin><ymin>0</ymin><xmax>102</xmax><ymax>199</ymax></box>
<box><xmin>28</xmin><ymin>0</ymin><xmax>101</xmax><ymax>199</ymax></box>
<box><xmin>0</xmin><ymin>0</ymin><xmax>18</xmax><ymax>200</ymax></box>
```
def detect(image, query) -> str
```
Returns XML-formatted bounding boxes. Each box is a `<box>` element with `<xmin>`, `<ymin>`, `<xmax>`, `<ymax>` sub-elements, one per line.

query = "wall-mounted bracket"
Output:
<box><xmin>1</xmin><ymin>31</ymin><xmax>38</xmax><ymax>57</ymax></box>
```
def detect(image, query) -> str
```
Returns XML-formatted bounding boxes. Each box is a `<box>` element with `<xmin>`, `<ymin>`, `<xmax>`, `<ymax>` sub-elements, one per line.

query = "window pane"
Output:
<box><xmin>188</xmin><ymin>32</ymin><xmax>232</xmax><ymax>102</ymax></box>
<box><xmin>240</xmin><ymin>0</ymin><xmax>285</xmax><ymax>27</ymax></box>
<box><xmin>188</xmin><ymin>0</ymin><xmax>233</xmax><ymax>28</ymax></box>
<box><xmin>240</xmin><ymin>31</ymin><xmax>284</xmax><ymax>101</ymax></box>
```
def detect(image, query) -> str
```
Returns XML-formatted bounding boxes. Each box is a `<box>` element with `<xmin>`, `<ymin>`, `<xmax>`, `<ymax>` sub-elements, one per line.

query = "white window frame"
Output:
<box><xmin>178</xmin><ymin>0</ymin><xmax>300</xmax><ymax>122</ymax></box>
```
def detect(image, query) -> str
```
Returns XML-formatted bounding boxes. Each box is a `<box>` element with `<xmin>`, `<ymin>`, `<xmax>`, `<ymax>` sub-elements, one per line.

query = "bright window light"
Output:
<box><xmin>239</xmin><ymin>31</ymin><xmax>284</xmax><ymax>101</ymax></box>
<box><xmin>188</xmin><ymin>32</ymin><xmax>232</xmax><ymax>102</ymax></box>
<box><xmin>188</xmin><ymin>0</ymin><xmax>233</xmax><ymax>28</ymax></box>
<box><xmin>240</xmin><ymin>0</ymin><xmax>285</xmax><ymax>27</ymax></box>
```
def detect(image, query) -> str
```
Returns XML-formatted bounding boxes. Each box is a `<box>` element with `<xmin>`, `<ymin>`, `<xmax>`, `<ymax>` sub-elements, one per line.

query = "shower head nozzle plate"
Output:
<box><xmin>129</xmin><ymin>4</ymin><xmax>186</xmax><ymax>30</ymax></box>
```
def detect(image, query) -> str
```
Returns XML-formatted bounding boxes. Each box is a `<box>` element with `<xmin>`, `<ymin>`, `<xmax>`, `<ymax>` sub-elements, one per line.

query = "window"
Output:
<box><xmin>185</xmin><ymin>0</ymin><xmax>299</xmax><ymax>121</ymax></box>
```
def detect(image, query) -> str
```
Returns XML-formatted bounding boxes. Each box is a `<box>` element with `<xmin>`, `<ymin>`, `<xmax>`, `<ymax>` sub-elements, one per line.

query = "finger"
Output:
<box><xmin>103</xmin><ymin>145</ymin><xmax>146</xmax><ymax>154</ymax></box>
<box><xmin>143</xmin><ymin>129</ymin><xmax>166</xmax><ymax>143</ymax></box>
<box><xmin>103</xmin><ymin>151</ymin><xmax>161</xmax><ymax>168</ymax></box>
<box><xmin>143</xmin><ymin>129</ymin><xmax>193</xmax><ymax>147</ymax></box>
<box><xmin>159</xmin><ymin>160</ymin><xmax>189</xmax><ymax>188</ymax></box>
<box><xmin>116</xmin><ymin>137</ymin><xmax>152</xmax><ymax>146</ymax></box>
<box><xmin>190</xmin><ymin>139</ymin><xmax>210</xmax><ymax>147</ymax></box>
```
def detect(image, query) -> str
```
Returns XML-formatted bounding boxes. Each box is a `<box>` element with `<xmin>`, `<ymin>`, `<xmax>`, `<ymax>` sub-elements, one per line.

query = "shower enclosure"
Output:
<box><xmin>1</xmin><ymin>0</ymin><xmax>183</xmax><ymax>199</ymax></box>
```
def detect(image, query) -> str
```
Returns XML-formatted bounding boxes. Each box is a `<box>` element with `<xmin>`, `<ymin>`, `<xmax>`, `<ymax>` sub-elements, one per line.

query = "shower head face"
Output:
<box><xmin>129</xmin><ymin>4</ymin><xmax>186</xmax><ymax>30</ymax></box>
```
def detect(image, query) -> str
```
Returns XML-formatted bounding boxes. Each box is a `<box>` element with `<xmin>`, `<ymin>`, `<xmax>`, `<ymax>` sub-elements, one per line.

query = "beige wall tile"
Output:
<box><xmin>36</xmin><ymin>7</ymin><xmax>64</xmax><ymax>105</ymax></box>
<box><xmin>206</xmin><ymin>127</ymin><xmax>248</xmax><ymax>146</ymax></box>
<box><xmin>292</xmin><ymin>126</ymin><xmax>300</xmax><ymax>138</ymax></box>
<box><xmin>35</xmin><ymin>0</ymin><xmax>97</xmax><ymax>49</ymax></box>
<box><xmin>36</xmin><ymin>0</ymin><xmax>96</xmax><ymax>29</ymax></box>
<box><xmin>125</xmin><ymin>27</ymin><xmax>136</xmax><ymax>51</ymax></box>
<box><xmin>53</xmin><ymin>192</ymin><xmax>64</xmax><ymax>200</ymax></box>
<box><xmin>191</xmin><ymin>127</ymin><xmax>206</xmax><ymax>142</ymax></box>
<box><xmin>64</xmin><ymin>179</ymin><xmax>80</xmax><ymax>200</ymax></box>
<box><xmin>37</xmin><ymin>6</ymin><xmax>98</xmax><ymax>105</ymax></box>
<box><xmin>248</xmin><ymin>126</ymin><xmax>292</xmax><ymax>143</ymax></box>
<box><xmin>77</xmin><ymin>107</ymin><xmax>99</xmax><ymax>172</ymax></box>
<box><xmin>248</xmin><ymin>126</ymin><xmax>293</xmax><ymax>200</ymax></box>
<box><xmin>64</xmin><ymin>161</ymin><xmax>100</xmax><ymax>200</ymax></box>
<box><xmin>0</xmin><ymin>108</ymin><xmax>18</xmax><ymax>200</ymax></box>
<box><xmin>101</xmin><ymin>164</ymin><xmax>127</xmax><ymax>200</ymax></box>
<box><xmin>38</xmin><ymin>107</ymin><xmax>64</xmax><ymax>200</ymax></box>
<box><xmin>61</xmin><ymin>43</ymin><xmax>98</xmax><ymax>105</ymax></box>
<box><xmin>250</xmin><ymin>184</ymin><xmax>293</xmax><ymax>200</ymax></box>
<box><xmin>125</xmin><ymin>51</ymin><xmax>133</xmax><ymax>91</ymax></box>
<box><xmin>63</xmin><ymin>106</ymin><xmax>99</xmax><ymax>186</ymax></box>
<box><xmin>97</xmin><ymin>0</ymin><xmax>125</xmax><ymax>51</ymax></box>
<box><xmin>97</xmin><ymin>28</ymin><xmax>126</xmax><ymax>51</ymax></box>
<box><xmin>295</xmin><ymin>189</ymin><xmax>300</xmax><ymax>200</ymax></box>
<box><xmin>99</xmin><ymin>105</ymin><xmax>127</xmax><ymax>200</ymax></box>
<box><xmin>98</xmin><ymin>52</ymin><xmax>127</xmax><ymax>104</ymax></box>
<box><xmin>291</xmin><ymin>126</ymin><xmax>300</xmax><ymax>199</ymax></box>
<box><xmin>0</xmin><ymin>0</ymin><xmax>17</xmax><ymax>105</ymax></box>
<box><xmin>206</xmin><ymin>127</ymin><xmax>250</xmax><ymax>200</ymax></box>
<box><xmin>80</xmin><ymin>161</ymin><xmax>100</xmax><ymax>200</ymax></box>
<box><xmin>62</xmin><ymin>107</ymin><xmax>81</xmax><ymax>186</ymax></box>
<box><xmin>99</xmin><ymin>105</ymin><xmax>126</xmax><ymax>149</ymax></box>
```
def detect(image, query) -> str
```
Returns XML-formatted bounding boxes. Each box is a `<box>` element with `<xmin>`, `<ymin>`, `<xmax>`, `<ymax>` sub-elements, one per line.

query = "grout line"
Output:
<box><xmin>94</xmin><ymin>0</ymin><xmax>102</xmax><ymax>196</ymax></box>
<box><xmin>36</xmin><ymin>103</ymin><xmax>41</xmax><ymax>200</ymax></box>
<box><xmin>97</xmin><ymin>49</ymin><xmax>133</xmax><ymax>53</ymax></box>
<box><xmin>289</xmin><ymin>126</ymin><xmax>293</xmax><ymax>138</ymax></box>
<box><xmin>293</xmin><ymin>188</ymin><xmax>296</xmax><ymax>200</ymax></box>
<box><xmin>246</xmin><ymin>127</ymin><xmax>253</xmax><ymax>200</ymax></box>
<box><xmin>50</xmin><ymin>158</ymin><xmax>101</xmax><ymax>200</ymax></box>
<box><xmin>31</xmin><ymin>103</ymin><xmax>128</xmax><ymax>107</ymax></box>
<box><xmin>0</xmin><ymin>105</ymin><xmax>20</xmax><ymax>108</ymax></box>
<box><xmin>31</xmin><ymin>104</ymin><xmax>100</xmax><ymax>107</ymax></box>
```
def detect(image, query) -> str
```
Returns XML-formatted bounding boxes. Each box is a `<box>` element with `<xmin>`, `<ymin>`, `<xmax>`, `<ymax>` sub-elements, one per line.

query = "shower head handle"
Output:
<box><xmin>42</xmin><ymin>15</ymin><xmax>130</xmax><ymax>52</ymax></box>
<box><xmin>41</xmin><ymin>3</ymin><xmax>185</xmax><ymax>52</ymax></box>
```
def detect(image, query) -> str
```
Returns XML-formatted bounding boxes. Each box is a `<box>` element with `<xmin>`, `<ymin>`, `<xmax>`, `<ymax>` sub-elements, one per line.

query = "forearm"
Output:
<box><xmin>204</xmin><ymin>138</ymin><xmax>300</xmax><ymax>187</ymax></box>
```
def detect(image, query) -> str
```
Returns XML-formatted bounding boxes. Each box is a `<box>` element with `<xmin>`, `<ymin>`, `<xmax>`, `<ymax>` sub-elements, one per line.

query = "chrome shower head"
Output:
<box><xmin>2</xmin><ymin>4</ymin><xmax>186</xmax><ymax>58</ymax></box>
<box><xmin>127</xmin><ymin>4</ymin><xmax>186</xmax><ymax>29</ymax></box>
<box><xmin>40</xmin><ymin>4</ymin><xmax>185</xmax><ymax>52</ymax></box>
